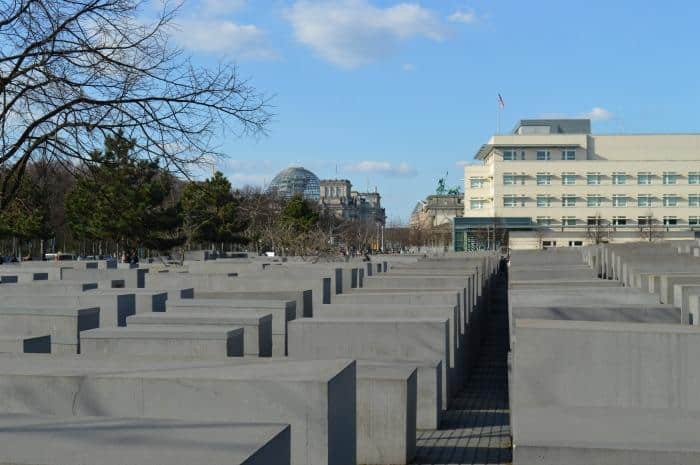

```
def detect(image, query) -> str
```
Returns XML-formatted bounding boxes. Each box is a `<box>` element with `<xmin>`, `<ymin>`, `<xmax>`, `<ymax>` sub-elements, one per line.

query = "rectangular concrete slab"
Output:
<box><xmin>0</xmin><ymin>356</ymin><xmax>356</xmax><ymax>465</ymax></box>
<box><xmin>81</xmin><ymin>325</ymin><xmax>245</xmax><ymax>359</ymax></box>
<box><xmin>127</xmin><ymin>312</ymin><xmax>272</xmax><ymax>356</ymax></box>
<box><xmin>0</xmin><ymin>413</ymin><xmax>291</xmax><ymax>465</ymax></box>
<box><xmin>288</xmin><ymin>317</ymin><xmax>451</xmax><ymax>408</ymax></box>
<box><xmin>0</xmin><ymin>294</ymin><xmax>136</xmax><ymax>327</ymax></box>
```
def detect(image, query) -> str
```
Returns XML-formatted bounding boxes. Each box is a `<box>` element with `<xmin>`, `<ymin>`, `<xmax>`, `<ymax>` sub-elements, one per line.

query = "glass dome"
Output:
<box><xmin>267</xmin><ymin>166</ymin><xmax>321</xmax><ymax>201</ymax></box>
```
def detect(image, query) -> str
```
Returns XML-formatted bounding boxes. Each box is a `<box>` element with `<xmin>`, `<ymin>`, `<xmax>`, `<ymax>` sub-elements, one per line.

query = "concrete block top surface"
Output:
<box><xmin>0</xmin><ymin>354</ymin><xmax>354</xmax><ymax>382</ymax></box>
<box><xmin>87</xmin><ymin>289</ymin><xmax>168</xmax><ymax>296</ymax></box>
<box><xmin>170</xmin><ymin>299</ymin><xmax>293</xmax><ymax>309</ymax></box>
<box><xmin>355</xmin><ymin>363</ymin><xmax>417</xmax><ymax>381</ymax></box>
<box><xmin>127</xmin><ymin>312</ymin><xmax>272</xmax><ymax>325</ymax></box>
<box><xmin>0</xmin><ymin>306</ymin><xmax>99</xmax><ymax>316</ymax></box>
<box><xmin>0</xmin><ymin>413</ymin><xmax>290</xmax><ymax>465</ymax></box>
<box><xmin>82</xmin><ymin>326</ymin><xmax>244</xmax><ymax>339</ymax></box>
<box><xmin>292</xmin><ymin>317</ymin><xmax>448</xmax><ymax>324</ymax></box>
<box><xmin>515</xmin><ymin>318</ymin><xmax>700</xmax><ymax>334</ymax></box>
<box><xmin>321</xmin><ymin>303</ymin><xmax>455</xmax><ymax>311</ymax></box>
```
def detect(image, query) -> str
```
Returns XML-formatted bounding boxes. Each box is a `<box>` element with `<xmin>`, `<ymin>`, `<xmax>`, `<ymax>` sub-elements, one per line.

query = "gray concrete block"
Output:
<box><xmin>356</xmin><ymin>359</ymin><xmax>441</xmax><ymax>430</ymax></box>
<box><xmin>288</xmin><ymin>317</ymin><xmax>451</xmax><ymax>408</ymax></box>
<box><xmin>312</xmin><ymin>303</ymin><xmax>463</xmax><ymax>391</ymax></box>
<box><xmin>0</xmin><ymin>306</ymin><xmax>99</xmax><ymax>353</ymax></box>
<box><xmin>512</xmin><ymin>318</ymin><xmax>700</xmax><ymax>462</ymax></box>
<box><xmin>88</xmin><ymin>289</ymin><xmax>170</xmax><ymax>313</ymax></box>
<box><xmin>62</xmin><ymin>268</ymin><xmax>148</xmax><ymax>288</ymax></box>
<box><xmin>81</xmin><ymin>325</ymin><xmax>245</xmax><ymax>359</ymax></box>
<box><xmin>0</xmin><ymin>282</ymin><xmax>98</xmax><ymax>295</ymax></box>
<box><xmin>0</xmin><ymin>356</ymin><xmax>356</xmax><ymax>465</ymax></box>
<box><xmin>0</xmin><ymin>294</ymin><xmax>136</xmax><ymax>327</ymax></box>
<box><xmin>513</xmin><ymin>406</ymin><xmax>700</xmax><ymax>465</ymax></box>
<box><xmin>356</xmin><ymin>363</ymin><xmax>417</xmax><ymax>465</ymax></box>
<box><xmin>167</xmin><ymin>299</ymin><xmax>295</xmax><ymax>356</ymax></box>
<box><xmin>127</xmin><ymin>312</ymin><xmax>273</xmax><ymax>356</ymax></box>
<box><xmin>0</xmin><ymin>335</ymin><xmax>51</xmax><ymax>354</ymax></box>
<box><xmin>0</xmin><ymin>413</ymin><xmax>291</xmax><ymax>465</ymax></box>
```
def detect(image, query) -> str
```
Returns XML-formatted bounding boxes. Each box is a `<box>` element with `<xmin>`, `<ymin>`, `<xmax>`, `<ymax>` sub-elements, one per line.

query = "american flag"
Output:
<box><xmin>497</xmin><ymin>93</ymin><xmax>505</xmax><ymax>109</ymax></box>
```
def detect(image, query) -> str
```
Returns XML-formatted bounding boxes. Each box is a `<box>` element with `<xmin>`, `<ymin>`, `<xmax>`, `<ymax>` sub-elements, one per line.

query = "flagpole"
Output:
<box><xmin>497</xmin><ymin>106</ymin><xmax>500</xmax><ymax>135</ymax></box>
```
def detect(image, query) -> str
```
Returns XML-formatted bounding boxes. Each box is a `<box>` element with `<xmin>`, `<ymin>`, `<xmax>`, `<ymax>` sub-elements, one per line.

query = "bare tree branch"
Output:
<box><xmin>0</xmin><ymin>0</ymin><xmax>272</xmax><ymax>209</ymax></box>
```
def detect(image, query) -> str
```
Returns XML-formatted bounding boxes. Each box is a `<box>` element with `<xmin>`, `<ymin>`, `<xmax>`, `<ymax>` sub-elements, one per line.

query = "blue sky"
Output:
<box><xmin>168</xmin><ymin>0</ymin><xmax>700</xmax><ymax>221</ymax></box>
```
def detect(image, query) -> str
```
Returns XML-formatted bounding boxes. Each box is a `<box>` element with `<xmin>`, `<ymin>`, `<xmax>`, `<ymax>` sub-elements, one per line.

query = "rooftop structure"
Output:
<box><xmin>267</xmin><ymin>166</ymin><xmax>321</xmax><ymax>201</ymax></box>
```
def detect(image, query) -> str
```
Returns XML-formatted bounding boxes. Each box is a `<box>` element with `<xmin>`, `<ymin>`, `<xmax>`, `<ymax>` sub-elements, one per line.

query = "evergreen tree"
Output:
<box><xmin>279</xmin><ymin>194</ymin><xmax>319</xmax><ymax>234</ymax></box>
<box><xmin>0</xmin><ymin>174</ymin><xmax>52</xmax><ymax>243</ymax></box>
<box><xmin>65</xmin><ymin>132</ymin><xmax>184</xmax><ymax>252</ymax></box>
<box><xmin>181</xmin><ymin>172</ymin><xmax>248</xmax><ymax>248</ymax></box>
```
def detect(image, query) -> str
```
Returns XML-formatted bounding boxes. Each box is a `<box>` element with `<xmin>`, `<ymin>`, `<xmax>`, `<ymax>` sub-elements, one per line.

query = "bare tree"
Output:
<box><xmin>0</xmin><ymin>0</ymin><xmax>271</xmax><ymax>210</ymax></box>
<box><xmin>639</xmin><ymin>212</ymin><xmax>664</xmax><ymax>242</ymax></box>
<box><xmin>586</xmin><ymin>212</ymin><xmax>612</xmax><ymax>245</ymax></box>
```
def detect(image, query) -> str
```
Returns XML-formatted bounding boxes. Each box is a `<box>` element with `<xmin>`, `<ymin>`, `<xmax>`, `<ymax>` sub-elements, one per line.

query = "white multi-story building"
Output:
<box><xmin>456</xmin><ymin>119</ymin><xmax>700</xmax><ymax>250</ymax></box>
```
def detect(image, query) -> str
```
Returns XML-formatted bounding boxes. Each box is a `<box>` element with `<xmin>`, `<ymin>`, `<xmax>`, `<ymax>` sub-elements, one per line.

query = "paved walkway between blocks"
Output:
<box><xmin>413</xmin><ymin>270</ymin><xmax>512</xmax><ymax>465</ymax></box>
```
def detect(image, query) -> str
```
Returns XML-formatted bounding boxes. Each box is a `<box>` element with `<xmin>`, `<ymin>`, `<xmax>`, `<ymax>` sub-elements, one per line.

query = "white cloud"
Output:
<box><xmin>583</xmin><ymin>107</ymin><xmax>613</xmax><ymax>121</ymax></box>
<box><xmin>402</xmin><ymin>63</ymin><xmax>416</xmax><ymax>72</ymax></box>
<box><xmin>448</xmin><ymin>9</ymin><xmax>476</xmax><ymax>24</ymax></box>
<box><xmin>344</xmin><ymin>161</ymin><xmax>417</xmax><ymax>177</ymax></box>
<box><xmin>286</xmin><ymin>0</ymin><xmax>446</xmax><ymax>68</ymax></box>
<box><xmin>174</xmin><ymin>19</ymin><xmax>277</xmax><ymax>60</ymax></box>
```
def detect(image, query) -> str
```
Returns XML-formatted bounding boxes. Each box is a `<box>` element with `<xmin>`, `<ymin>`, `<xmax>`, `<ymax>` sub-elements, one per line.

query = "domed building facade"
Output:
<box><xmin>267</xmin><ymin>166</ymin><xmax>321</xmax><ymax>201</ymax></box>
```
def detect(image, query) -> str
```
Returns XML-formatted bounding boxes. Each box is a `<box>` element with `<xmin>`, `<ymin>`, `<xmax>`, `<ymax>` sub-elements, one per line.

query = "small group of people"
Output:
<box><xmin>0</xmin><ymin>255</ymin><xmax>18</xmax><ymax>265</ymax></box>
<box><xmin>120</xmin><ymin>249</ymin><xmax>139</xmax><ymax>265</ymax></box>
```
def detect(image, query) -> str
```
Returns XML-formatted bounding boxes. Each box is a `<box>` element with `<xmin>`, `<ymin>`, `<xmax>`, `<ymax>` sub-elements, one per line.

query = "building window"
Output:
<box><xmin>470</xmin><ymin>177</ymin><xmax>484</xmax><ymax>188</ymax></box>
<box><xmin>690</xmin><ymin>216</ymin><xmax>700</xmax><ymax>226</ymax></box>
<box><xmin>587</xmin><ymin>195</ymin><xmax>602</xmax><ymax>207</ymax></box>
<box><xmin>562</xmin><ymin>195</ymin><xmax>576</xmax><ymax>207</ymax></box>
<box><xmin>663</xmin><ymin>172</ymin><xmax>678</xmax><ymax>185</ymax></box>
<box><xmin>503</xmin><ymin>195</ymin><xmax>517</xmax><ymax>207</ymax></box>
<box><xmin>561</xmin><ymin>216</ymin><xmax>576</xmax><ymax>226</ymax></box>
<box><xmin>587</xmin><ymin>173</ymin><xmax>601</xmax><ymax>185</ymax></box>
<box><xmin>663</xmin><ymin>216</ymin><xmax>678</xmax><ymax>226</ymax></box>
<box><xmin>536</xmin><ymin>173</ymin><xmax>551</xmax><ymax>185</ymax></box>
<box><xmin>470</xmin><ymin>199</ymin><xmax>484</xmax><ymax>210</ymax></box>
<box><xmin>561</xmin><ymin>172</ymin><xmax>576</xmax><ymax>185</ymax></box>
<box><xmin>690</xmin><ymin>194</ymin><xmax>700</xmax><ymax>207</ymax></box>
<box><xmin>502</xmin><ymin>150</ymin><xmax>516</xmax><ymax>161</ymax></box>
<box><xmin>613</xmin><ymin>195</ymin><xmax>627</xmax><ymax>207</ymax></box>
<box><xmin>663</xmin><ymin>194</ymin><xmax>678</xmax><ymax>207</ymax></box>
<box><xmin>587</xmin><ymin>216</ymin><xmax>602</xmax><ymax>226</ymax></box>
<box><xmin>689</xmin><ymin>172</ymin><xmax>700</xmax><ymax>185</ymax></box>
<box><xmin>537</xmin><ymin>195</ymin><xmax>551</xmax><ymax>207</ymax></box>
<box><xmin>637</xmin><ymin>172</ymin><xmax>652</xmax><ymax>185</ymax></box>
<box><xmin>612</xmin><ymin>172</ymin><xmax>627</xmax><ymax>185</ymax></box>
<box><xmin>536</xmin><ymin>150</ymin><xmax>551</xmax><ymax>161</ymax></box>
<box><xmin>503</xmin><ymin>173</ymin><xmax>515</xmax><ymax>185</ymax></box>
<box><xmin>613</xmin><ymin>216</ymin><xmax>627</xmax><ymax>226</ymax></box>
<box><xmin>561</xmin><ymin>150</ymin><xmax>576</xmax><ymax>160</ymax></box>
<box><xmin>536</xmin><ymin>216</ymin><xmax>552</xmax><ymax>226</ymax></box>
<box><xmin>638</xmin><ymin>194</ymin><xmax>653</xmax><ymax>208</ymax></box>
<box><xmin>638</xmin><ymin>216</ymin><xmax>652</xmax><ymax>226</ymax></box>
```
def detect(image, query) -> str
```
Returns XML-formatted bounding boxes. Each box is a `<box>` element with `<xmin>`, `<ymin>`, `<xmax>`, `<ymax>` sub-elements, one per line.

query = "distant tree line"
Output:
<box><xmin>0</xmin><ymin>133</ymin><xmax>385</xmax><ymax>259</ymax></box>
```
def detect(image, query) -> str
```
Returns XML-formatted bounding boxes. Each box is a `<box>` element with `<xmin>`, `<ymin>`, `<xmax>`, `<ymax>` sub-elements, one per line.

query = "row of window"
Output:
<box><xmin>535</xmin><ymin>216</ymin><xmax>694</xmax><ymax>226</ymax></box>
<box><xmin>469</xmin><ymin>194</ymin><xmax>699</xmax><ymax>209</ymax></box>
<box><xmin>502</xmin><ymin>149</ymin><xmax>576</xmax><ymax>161</ymax></box>
<box><xmin>470</xmin><ymin>172</ymin><xmax>700</xmax><ymax>188</ymax></box>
